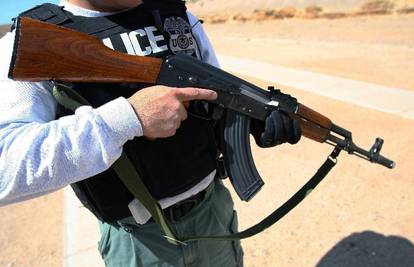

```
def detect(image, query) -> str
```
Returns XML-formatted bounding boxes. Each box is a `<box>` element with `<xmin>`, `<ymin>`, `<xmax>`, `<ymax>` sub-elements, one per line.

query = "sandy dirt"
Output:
<box><xmin>206</xmin><ymin>14</ymin><xmax>414</xmax><ymax>267</ymax></box>
<box><xmin>0</xmin><ymin>9</ymin><xmax>413</xmax><ymax>267</ymax></box>
<box><xmin>0</xmin><ymin>191</ymin><xmax>63</xmax><ymax>267</ymax></box>
<box><xmin>204</xmin><ymin>14</ymin><xmax>414</xmax><ymax>90</ymax></box>
<box><xmin>226</xmin><ymin>80</ymin><xmax>414</xmax><ymax>266</ymax></box>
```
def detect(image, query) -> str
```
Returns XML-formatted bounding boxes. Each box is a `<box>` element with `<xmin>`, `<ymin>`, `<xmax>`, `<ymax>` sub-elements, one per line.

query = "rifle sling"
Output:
<box><xmin>52</xmin><ymin>83</ymin><xmax>340</xmax><ymax>244</ymax></box>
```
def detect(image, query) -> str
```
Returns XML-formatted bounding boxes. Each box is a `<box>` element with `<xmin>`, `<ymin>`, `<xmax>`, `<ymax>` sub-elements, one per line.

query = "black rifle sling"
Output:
<box><xmin>53</xmin><ymin>83</ymin><xmax>340</xmax><ymax>244</ymax></box>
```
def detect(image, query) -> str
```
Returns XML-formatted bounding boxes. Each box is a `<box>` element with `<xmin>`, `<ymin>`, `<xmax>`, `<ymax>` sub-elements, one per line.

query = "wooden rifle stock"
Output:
<box><xmin>10</xmin><ymin>17</ymin><xmax>163</xmax><ymax>83</ymax></box>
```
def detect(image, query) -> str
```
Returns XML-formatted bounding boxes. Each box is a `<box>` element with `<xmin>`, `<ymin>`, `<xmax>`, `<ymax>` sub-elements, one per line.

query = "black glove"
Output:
<box><xmin>250</xmin><ymin>110</ymin><xmax>302</xmax><ymax>148</ymax></box>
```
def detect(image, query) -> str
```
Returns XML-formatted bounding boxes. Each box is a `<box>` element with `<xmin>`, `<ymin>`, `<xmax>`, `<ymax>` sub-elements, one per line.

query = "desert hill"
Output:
<box><xmin>0</xmin><ymin>25</ymin><xmax>10</xmax><ymax>36</ymax></box>
<box><xmin>187</xmin><ymin>0</ymin><xmax>414</xmax><ymax>22</ymax></box>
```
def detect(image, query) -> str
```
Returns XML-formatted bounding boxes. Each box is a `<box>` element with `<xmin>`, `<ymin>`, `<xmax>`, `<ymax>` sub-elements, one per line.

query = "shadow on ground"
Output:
<box><xmin>316</xmin><ymin>231</ymin><xmax>414</xmax><ymax>267</ymax></box>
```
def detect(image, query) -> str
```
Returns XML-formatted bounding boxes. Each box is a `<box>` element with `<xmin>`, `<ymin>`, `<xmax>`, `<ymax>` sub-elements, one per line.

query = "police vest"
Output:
<box><xmin>18</xmin><ymin>2</ymin><xmax>218</xmax><ymax>222</ymax></box>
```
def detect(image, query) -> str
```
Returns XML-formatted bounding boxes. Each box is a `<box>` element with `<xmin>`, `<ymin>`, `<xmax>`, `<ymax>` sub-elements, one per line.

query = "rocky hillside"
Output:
<box><xmin>188</xmin><ymin>0</ymin><xmax>366</xmax><ymax>14</ymax></box>
<box><xmin>0</xmin><ymin>25</ymin><xmax>11</xmax><ymax>37</ymax></box>
<box><xmin>187</xmin><ymin>0</ymin><xmax>414</xmax><ymax>22</ymax></box>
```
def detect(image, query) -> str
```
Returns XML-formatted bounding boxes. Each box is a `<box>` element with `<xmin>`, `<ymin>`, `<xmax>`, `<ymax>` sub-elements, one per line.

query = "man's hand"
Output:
<box><xmin>251</xmin><ymin>110</ymin><xmax>302</xmax><ymax>148</ymax></box>
<box><xmin>127</xmin><ymin>85</ymin><xmax>217</xmax><ymax>138</ymax></box>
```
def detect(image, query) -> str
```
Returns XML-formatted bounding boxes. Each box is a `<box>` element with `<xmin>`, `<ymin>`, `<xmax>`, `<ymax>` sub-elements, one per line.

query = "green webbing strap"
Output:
<box><xmin>52</xmin><ymin>84</ymin><xmax>90</xmax><ymax>111</ymax></box>
<box><xmin>111</xmin><ymin>153</ymin><xmax>182</xmax><ymax>245</ymax></box>
<box><xmin>53</xmin><ymin>83</ymin><xmax>340</xmax><ymax>244</ymax></box>
<box><xmin>52</xmin><ymin>84</ymin><xmax>181</xmax><ymax>245</ymax></box>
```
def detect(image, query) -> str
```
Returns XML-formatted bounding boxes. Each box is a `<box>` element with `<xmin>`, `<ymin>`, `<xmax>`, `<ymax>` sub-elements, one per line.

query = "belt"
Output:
<box><xmin>161</xmin><ymin>180</ymin><xmax>216</xmax><ymax>222</ymax></box>
<box><xmin>117</xmin><ymin>181</ymin><xmax>215</xmax><ymax>229</ymax></box>
<box><xmin>162</xmin><ymin>189</ymin><xmax>206</xmax><ymax>222</ymax></box>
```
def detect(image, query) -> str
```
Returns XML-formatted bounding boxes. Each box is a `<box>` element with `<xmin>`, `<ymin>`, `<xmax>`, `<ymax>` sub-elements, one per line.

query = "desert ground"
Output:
<box><xmin>1</xmin><ymin>3</ymin><xmax>413</xmax><ymax>267</ymax></box>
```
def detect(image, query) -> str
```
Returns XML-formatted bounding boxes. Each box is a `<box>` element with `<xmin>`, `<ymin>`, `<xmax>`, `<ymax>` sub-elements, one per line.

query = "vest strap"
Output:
<box><xmin>18</xmin><ymin>2</ymin><xmax>187</xmax><ymax>38</ymax></box>
<box><xmin>18</xmin><ymin>3</ymin><xmax>71</xmax><ymax>25</ymax></box>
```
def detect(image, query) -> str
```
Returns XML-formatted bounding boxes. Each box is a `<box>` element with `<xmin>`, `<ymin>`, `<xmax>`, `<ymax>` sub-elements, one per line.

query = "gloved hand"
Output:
<box><xmin>250</xmin><ymin>110</ymin><xmax>302</xmax><ymax>148</ymax></box>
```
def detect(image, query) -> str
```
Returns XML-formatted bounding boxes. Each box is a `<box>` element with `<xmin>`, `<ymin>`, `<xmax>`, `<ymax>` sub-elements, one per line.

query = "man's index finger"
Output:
<box><xmin>174</xmin><ymin>87</ymin><xmax>217</xmax><ymax>102</ymax></box>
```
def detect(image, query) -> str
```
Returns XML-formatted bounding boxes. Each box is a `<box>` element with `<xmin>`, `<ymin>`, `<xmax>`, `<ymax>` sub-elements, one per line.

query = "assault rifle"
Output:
<box><xmin>9</xmin><ymin>17</ymin><xmax>394</xmax><ymax>198</ymax></box>
<box><xmin>8</xmin><ymin>18</ymin><xmax>394</xmax><ymax>241</ymax></box>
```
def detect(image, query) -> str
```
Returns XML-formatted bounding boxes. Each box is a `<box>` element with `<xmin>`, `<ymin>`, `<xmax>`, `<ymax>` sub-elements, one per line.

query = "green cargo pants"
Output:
<box><xmin>97</xmin><ymin>180</ymin><xmax>244</xmax><ymax>267</ymax></box>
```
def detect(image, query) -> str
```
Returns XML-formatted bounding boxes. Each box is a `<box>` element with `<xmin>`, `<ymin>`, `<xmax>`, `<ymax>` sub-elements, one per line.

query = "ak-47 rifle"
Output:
<box><xmin>9</xmin><ymin>17</ymin><xmax>394</xmax><ymax>212</ymax></box>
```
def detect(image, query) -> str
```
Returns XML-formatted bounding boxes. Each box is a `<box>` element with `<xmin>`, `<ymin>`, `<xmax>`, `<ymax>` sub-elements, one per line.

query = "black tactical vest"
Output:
<box><xmin>18</xmin><ymin>2</ymin><xmax>218</xmax><ymax>222</ymax></box>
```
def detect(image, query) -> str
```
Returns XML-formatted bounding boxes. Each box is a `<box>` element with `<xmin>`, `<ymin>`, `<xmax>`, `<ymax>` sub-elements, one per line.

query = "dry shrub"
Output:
<box><xmin>253</xmin><ymin>9</ymin><xmax>275</xmax><ymax>16</ymax></box>
<box><xmin>396</xmin><ymin>6</ymin><xmax>414</xmax><ymax>13</ymax></box>
<box><xmin>358</xmin><ymin>0</ymin><xmax>395</xmax><ymax>15</ymax></box>
<box><xmin>232</xmin><ymin>13</ymin><xmax>251</xmax><ymax>22</ymax></box>
<box><xmin>274</xmin><ymin>7</ymin><xmax>297</xmax><ymax>19</ymax></box>
<box><xmin>252</xmin><ymin>9</ymin><xmax>275</xmax><ymax>21</ymax></box>
<box><xmin>305</xmin><ymin>5</ymin><xmax>324</xmax><ymax>18</ymax></box>
<box><xmin>206</xmin><ymin>15</ymin><xmax>228</xmax><ymax>24</ymax></box>
<box><xmin>321</xmin><ymin>12</ymin><xmax>348</xmax><ymax>19</ymax></box>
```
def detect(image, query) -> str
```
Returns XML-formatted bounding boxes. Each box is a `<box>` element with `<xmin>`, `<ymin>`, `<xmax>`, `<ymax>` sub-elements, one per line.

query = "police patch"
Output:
<box><xmin>164</xmin><ymin>17</ymin><xmax>198</xmax><ymax>56</ymax></box>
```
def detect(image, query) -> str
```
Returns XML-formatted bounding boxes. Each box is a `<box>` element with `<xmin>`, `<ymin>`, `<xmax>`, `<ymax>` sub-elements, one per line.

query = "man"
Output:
<box><xmin>0</xmin><ymin>0</ymin><xmax>301</xmax><ymax>266</ymax></box>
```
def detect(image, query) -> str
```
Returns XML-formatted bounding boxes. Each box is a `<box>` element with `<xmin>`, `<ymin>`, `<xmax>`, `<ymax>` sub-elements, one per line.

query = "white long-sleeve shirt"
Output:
<box><xmin>0</xmin><ymin>1</ymin><xmax>219</xmax><ymax>206</ymax></box>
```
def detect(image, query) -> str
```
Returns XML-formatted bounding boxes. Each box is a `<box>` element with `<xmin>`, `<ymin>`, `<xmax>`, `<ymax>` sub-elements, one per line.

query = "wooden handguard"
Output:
<box><xmin>292</xmin><ymin>104</ymin><xmax>332</xmax><ymax>143</ymax></box>
<box><xmin>297</xmin><ymin>119</ymin><xmax>330</xmax><ymax>143</ymax></box>
<box><xmin>9</xmin><ymin>17</ymin><xmax>163</xmax><ymax>83</ymax></box>
<box><xmin>296</xmin><ymin>104</ymin><xmax>332</xmax><ymax>129</ymax></box>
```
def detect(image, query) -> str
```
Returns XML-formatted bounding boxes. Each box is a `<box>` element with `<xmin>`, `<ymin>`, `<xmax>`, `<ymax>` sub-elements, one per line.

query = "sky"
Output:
<box><xmin>0</xmin><ymin>1</ymin><xmax>59</xmax><ymax>25</ymax></box>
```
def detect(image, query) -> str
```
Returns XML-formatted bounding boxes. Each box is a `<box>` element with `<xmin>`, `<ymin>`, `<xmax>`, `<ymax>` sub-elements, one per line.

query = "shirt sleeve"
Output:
<box><xmin>186</xmin><ymin>11</ymin><xmax>220</xmax><ymax>68</ymax></box>
<box><xmin>0</xmin><ymin>31</ymin><xmax>143</xmax><ymax>206</ymax></box>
